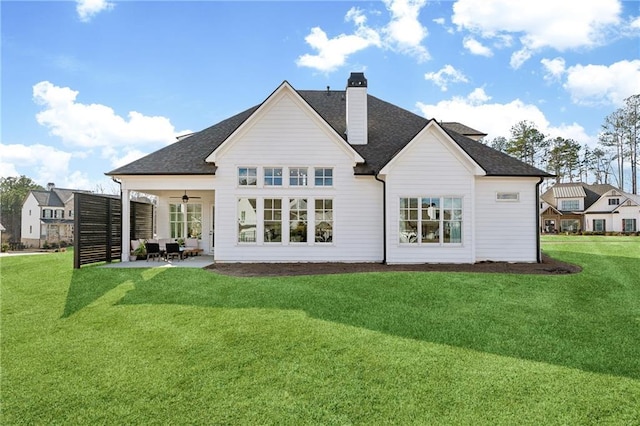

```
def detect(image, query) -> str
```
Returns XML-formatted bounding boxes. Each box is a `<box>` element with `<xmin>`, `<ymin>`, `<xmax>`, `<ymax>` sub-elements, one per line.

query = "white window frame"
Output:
<box><xmin>560</xmin><ymin>199</ymin><xmax>580</xmax><ymax>210</ymax></box>
<box><xmin>496</xmin><ymin>192</ymin><xmax>519</xmax><ymax>202</ymax></box>
<box><xmin>237</xmin><ymin>198</ymin><xmax>257</xmax><ymax>243</ymax></box>
<box><xmin>314</xmin><ymin>168</ymin><xmax>333</xmax><ymax>187</ymax></box>
<box><xmin>238</xmin><ymin>167</ymin><xmax>257</xmax><ymax>187</ymax></box>
<box><xmin>399</xmin><ymin>196</ymin><xmax>463</xmax><ymax>245</ymax></box>
<box><xmin>289</xmin><ymin>168</ymin><xmax>308</xmax><ymax>187</ymax></box>
<box><xmin>263</xmin><ymin>198</ymin><xmax>283</xmax><ymax>243</ymax></box>
<box><xmin>264</xmin><ymin>167</ymin><xmax>283</xmax><ymax>187</ymax></box>
<box><xmin>314</xmin><ymin>198</ymin><xmax>333</xmax><ymax>243</ymax></box>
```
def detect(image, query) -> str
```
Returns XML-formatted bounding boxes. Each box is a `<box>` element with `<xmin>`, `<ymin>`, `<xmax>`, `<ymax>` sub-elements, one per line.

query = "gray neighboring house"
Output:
<box><xmin>21</xmin><ymin>183</ymin><xmax>92</xmax><ymax>247</ymax></box>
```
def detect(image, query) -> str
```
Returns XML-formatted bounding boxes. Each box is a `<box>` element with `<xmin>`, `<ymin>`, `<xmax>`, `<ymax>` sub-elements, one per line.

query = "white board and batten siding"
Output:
<box><xmin>474</xmin><ymin>177</ymin><xmax>539</xmax><ymax>262</ymax></box>
<box><xmin>213</xmin><ymin>89</ymin><xmax>383</xmax><ymax>263</ymax></box>
<box><xmin>383</xmin><ymin>127</ymin><xmax>477</xmax><ymax>264</ymax></box>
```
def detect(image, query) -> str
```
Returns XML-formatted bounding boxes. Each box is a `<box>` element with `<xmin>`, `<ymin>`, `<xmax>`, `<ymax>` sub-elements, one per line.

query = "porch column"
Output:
<box><xmin>121</xmin><ymin>188</ymin><xmax>130</xmax><ymax>262</ymax></box>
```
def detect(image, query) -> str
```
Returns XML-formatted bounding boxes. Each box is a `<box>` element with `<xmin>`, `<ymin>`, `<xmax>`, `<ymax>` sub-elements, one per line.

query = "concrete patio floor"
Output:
<box><xmin>100</xmin><ymin>255</ymin><xmax>214</xmax><ymax>269</ymax></box>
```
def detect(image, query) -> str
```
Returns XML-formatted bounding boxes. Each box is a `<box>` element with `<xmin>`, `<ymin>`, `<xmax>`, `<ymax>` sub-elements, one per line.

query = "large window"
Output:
<box><xmin>289</xmin><ymin>198</ymin><xmax>308</xmax><ymax>242</ymax></box>
<box><xmin>238</xmin><ymin>167</ymin><xmax>257</xmax><ymax>186</ymax></box>
<box><xmin>186</xmin><ymin>204</ymin><xmax>202</xmax><ymax>238</ymax></box>
<box><xmin>315</xmin><ymin>199</ymin><xmax>333</xmax><ymax>243</ymax></box>
<box><xmin>170</xmin><ymin>204</ymin><xmax>185</xmax><ymax>239</ymax></box>
<box><xmin>560</xmin><ymin>199</ymin><xmax>580</xmax><ymax>210</ymax></box>
<box><xmin>238</xmin><ymin>198</ymin><xmax>257</xmax><ymax>242</ymax></box>
<box><xmin>170</xmin><ymin>203</ymin><xmax>202</xmax><ymax>239</ymax></box>
<box><xmin>593</xmin><ymin>219</ymin><xmax>605</xmax><ymax>232</ymax></box>
<box><xmin>400</xmin><ymin>197</ymin><xmax>462</xmax><ymax>245</ymax></box>
<box><xmin>264</xmin><ymin>168</ymin><xmax>283</xmax><ymax>186</ymax></box>
<box><xmin>289</xmin><ymin>168</ymin><xmax>308</xmax><ymax>186</ymax></box>
<box><xmin>560</xmin><ymin>219</ymin><xmax>580</xmax><ymax>233</ymax></box>
<box><xmin>314</xmin><ymin>168</ymin><xmax>333</xmax><ymax>186</ymax></box>
<box><xmin>623</xmin><ymin>218</ymin><xmax>637</xmax><ymax>233</ymax></box>
<box><xmin>421</xmin><ymin>197</ymin><xmax>440</xmax><ymax>243</ymax></box>
<box><xmin>264</xmin><ymin>199</ymin><xmax>282</xmax><ymax>242</ymax></box>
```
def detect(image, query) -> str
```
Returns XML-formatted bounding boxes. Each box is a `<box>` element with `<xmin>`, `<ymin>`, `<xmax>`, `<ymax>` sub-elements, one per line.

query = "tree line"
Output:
<box><xmin>485</xmin><ymin>94</ymin><xmax>640</xmax><ymax>194</ymax></box>
<box><xmin>0</xmin><ymin>176</ymin><xmax>43</xmax><ymax>244</ymax></box>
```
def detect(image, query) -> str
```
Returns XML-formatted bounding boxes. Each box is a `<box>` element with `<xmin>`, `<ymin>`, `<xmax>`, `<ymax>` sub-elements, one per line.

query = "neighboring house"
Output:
<box><xmin>539</xmin><ymin>182</ymin><xmax>630</xmax><ymax>233</ymax></box>
<box><xmin>107</xmin><ymin>73</ymin><xmax>552</xmax><ymax>264</ymax></box>
<box><xmin>0</xmin><ymin>223</ymin><xmax>5</xmax><ymax>244</ymax></box>
<box><xmin>21</xmin><ymin>183</ymin><xmax>91</xmax><ymax>247</ymax></box>
<box><xmin>584</xmin><ymin>188</ymin><xmax>640</xmax><ymax>233</ymax></box>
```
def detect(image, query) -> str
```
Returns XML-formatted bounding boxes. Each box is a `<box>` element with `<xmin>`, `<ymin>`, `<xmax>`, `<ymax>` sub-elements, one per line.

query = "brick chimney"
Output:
<box><xmin>346</xmin><ymin>72</ymin><xmax>368</xmax><ymax>145</ymax></box>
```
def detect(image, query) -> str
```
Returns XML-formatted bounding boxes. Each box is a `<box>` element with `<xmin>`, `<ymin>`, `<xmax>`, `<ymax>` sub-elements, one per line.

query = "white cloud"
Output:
<box><xmin>541</xmin><ymin>57</ymin><xmax>566</xmax><ymax>81</ymax></box>
<box><xmin>297</xmin><ymin>0</ymin><xmax>429</xmax><ymax>72</ymax></box>
<box><xmin>33</xmin><ymin>81</ymin><xmax>186</xmax><ymax>149</ymax></box>
<box><xmin>416</xmin><ymin>88</ymin><xmax>593</xmax><ymax>145</ymax></box>
<box><xmin>296</xmin><ymin>8</ymin><xmax>381</xmax><ymax>72</ymax></box>
<box><xmin>452</xmin><ymin>0</ymin><xmax>623</xmax><ymax>68</ymax></box>
<box><xmin>462</xmin><ymin>37</ymin><xmax>493</xmax><ymax>57</ymax></box>
<box><xmin>0</xmin><ymin>143</ymin><xmax>75</xmax><ymax>185</ymax></box>
<box><xmin>424</xmin><ymin>65</ymin><xmax>468</xmax><ymax>91</ymax></box>
<box><xmin>382</xmin><ymin>0</ymin><xmax>430</xmax><ymax>61</ymax></box>
<box><xmin>563</xmin><ymin>60</ymin><xmax>640</xmax><ymax>106</ymax></box>
<box><xmin>76</xmin><ymin>0</ymin><xmax>114</xmax><ymax>23</ymax></box>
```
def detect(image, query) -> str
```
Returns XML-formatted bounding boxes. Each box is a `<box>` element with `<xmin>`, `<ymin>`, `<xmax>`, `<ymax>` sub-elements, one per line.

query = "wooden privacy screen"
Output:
<box><xmin>73</xmin><ymin>193</ymin><xmax>153</xmax><ymax>268</ymax></box>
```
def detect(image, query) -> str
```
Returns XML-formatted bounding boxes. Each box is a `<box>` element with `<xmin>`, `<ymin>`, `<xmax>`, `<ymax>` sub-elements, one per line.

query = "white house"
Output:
<box><xmin>21</xmin><ymin>183</ymin><xmax>90</xmax><ymax>247</ymax></box>
<box><xmin>584</xmin><ymin>188</ymin><xmax>640</xmax><ymax>233</ymax></box>
<box><xmin>107</xmin><ymin>73</ymin><xmax>552</xmax><ymax>264</ymax></box>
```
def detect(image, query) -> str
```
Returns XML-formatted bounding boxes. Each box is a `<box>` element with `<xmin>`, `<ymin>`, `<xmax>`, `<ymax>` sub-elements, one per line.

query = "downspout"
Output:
<box><xmin>536</xmin><ymin>177</ymin><xmax>544</xmax><ymax>263</ymax></box>
<box><xmin>374</xmin><ymin>173</ymin><xmax>387</xmax><ymax>264</ymax></box>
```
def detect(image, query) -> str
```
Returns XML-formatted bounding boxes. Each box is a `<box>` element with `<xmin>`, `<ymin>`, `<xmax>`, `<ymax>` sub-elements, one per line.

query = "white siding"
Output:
<box><xmin>475</xmin><ymin>177</ymin><xmax>539</xmax><ymax>262</ymax></box>
<box><xmin>214</xmin><ymin>91</ymin><xmax>383</xmax><ymax>262</ymax></box>
<box><xmin>21</xmin><ymin>194</ymin><xmax>41</xmax><ymax>241</ymax></box>
<box><xmin>384</xmin><ymin>129</ymin><xmax>476</xmax><ymax>264</ymax></box>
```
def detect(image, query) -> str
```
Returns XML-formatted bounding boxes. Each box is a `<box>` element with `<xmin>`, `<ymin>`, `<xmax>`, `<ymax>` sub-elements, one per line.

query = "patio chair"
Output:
<box><xmin>165</xmin><ymin>243</ymin><xmax>182</xmax><ymax>261</ymax></box>
<box><xmin>145</xmin><ymin>242</ymin><xmax>161</xmax><ymax>261</ymax></box>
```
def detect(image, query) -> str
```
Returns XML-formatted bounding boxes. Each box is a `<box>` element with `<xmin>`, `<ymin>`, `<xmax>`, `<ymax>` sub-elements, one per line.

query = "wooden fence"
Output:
<box><xmin>73</xmin><ymin>193</ymin><xmax>153</xmax><ymax>268</ymax></box>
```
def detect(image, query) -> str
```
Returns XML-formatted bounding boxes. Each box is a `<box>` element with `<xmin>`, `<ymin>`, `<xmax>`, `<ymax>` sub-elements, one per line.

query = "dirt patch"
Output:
<box><xmin>205</xmin><ymin>253</ymin><xmax>581</xmax><ymax>277</ymax></box>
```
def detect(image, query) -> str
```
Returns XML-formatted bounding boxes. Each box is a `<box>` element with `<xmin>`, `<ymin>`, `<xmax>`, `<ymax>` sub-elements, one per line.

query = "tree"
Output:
<box><xmin>623</xmin><ymin>94</ymin><xmax>639</xmax><ymax>194</ymax></box>
<box><xmin>547</xmin><ymin>137</ymin><xmax>581</xmax><ymax>183</ymax></box>
<box><xmin>506</xmin><ymin>121</ymin><xmax>549</xmax><ymax>168</ymax></box>
<box><xmin>486</xmin><ymin>136</ymin><xmax>508</xmax><ymax>153</ymax></box>
<box><xmin>0</xmin><ymin>176</ymin><xmax>43</xmax><ymax>243</ymax></box>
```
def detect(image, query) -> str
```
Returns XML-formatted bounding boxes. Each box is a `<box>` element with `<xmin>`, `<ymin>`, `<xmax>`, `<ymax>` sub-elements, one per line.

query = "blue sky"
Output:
<box><xmin>2</xmin><ymin>0</ymin><xmax>639</xmax><ymax>192</ymax></box>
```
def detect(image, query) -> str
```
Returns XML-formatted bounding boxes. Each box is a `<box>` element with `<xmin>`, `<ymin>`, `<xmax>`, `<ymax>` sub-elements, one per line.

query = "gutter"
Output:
<box><xmin>536</xmin><ymin>177</ymin><xmax>544</xmax><ymax>263</ymax></box>
<box><xmin>374</xmin><ymin>173</ymin><xmax>387</xmax><ymax>264</ymax></box>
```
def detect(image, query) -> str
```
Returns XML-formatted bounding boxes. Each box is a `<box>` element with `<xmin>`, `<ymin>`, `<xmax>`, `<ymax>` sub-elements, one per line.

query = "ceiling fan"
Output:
<box><xmin>170</xmin><ymin>191</ymin><xmax>201</xmax><ymax>203</ymax></box>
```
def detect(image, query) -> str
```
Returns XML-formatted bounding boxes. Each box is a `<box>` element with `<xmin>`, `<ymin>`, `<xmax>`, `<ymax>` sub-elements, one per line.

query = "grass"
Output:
<box><xmin>1</xmin><ymin>237</ymin><xmax>639</xmax><ymax>424</ymax></box>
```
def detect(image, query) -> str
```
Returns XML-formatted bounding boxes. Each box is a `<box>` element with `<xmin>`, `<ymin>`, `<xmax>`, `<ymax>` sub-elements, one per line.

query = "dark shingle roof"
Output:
<box><xmin>107</xmin><ymin>86</ymin><xmax>551</xmax><ymax>177</ymax></box>
<box><xmin>31</xmin><ymin>190</ymin><xmax>63</xmax><ymax>207</ymax></box>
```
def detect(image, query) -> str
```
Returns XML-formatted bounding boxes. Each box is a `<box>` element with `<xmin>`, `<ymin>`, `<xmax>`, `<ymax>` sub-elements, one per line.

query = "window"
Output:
<box><xmin>186</xmin><ymin>204</ymin><xmax>202</xmax><ymax>238</ymax></box>
<box><xmin>29</xmin><ymin>225</ymin><xmax>32</xmax><ymax>234</ymax></box>
<box><xmin>400</xmin><ymin>197</ymin><xmax>463</xmax><ymax>245</ymax></box>
<box><xmin>623</xmin><ymin>218</ymin><xmax>637</xmax><ymax>233</ymax></box>
<box><xmin>238</xmin><ymin>167</ymin><xmax>257</xmax><ymax>186</ymax></box>
<box><xmin>560</xmin><ymin>200</ymin><xmax>580</xmax><ymax>210</ymax></box>
<box><xmin>238</xmin><ymin>198</ymin><xmax>257</xmax><ymax>242</ymax></box>
<box><xmin>69</xmin><ymin>210</ymin><xmax>73</xmax><ymax>218</ymax></box>
<box><xmin>560</xmin><ymin>219</ymin><xmax>580</xmax><ymax>233</ymax></box>
<box><xmin>29</xmin><ymin>210</ymin><xmax>32</xmax><ymax>216</ymax></box>
<box><xmin>421</xmin><ymin>197</ymin><xmax>439</xmax><ymax>243</ymax></box>
<box><xmin>496</xmin><ymin>192</ymin><xmax>519</xmax><ymax>201</ymax></box>
<box><xmin>593</xmin><ymin>219</ymin><xmax>605</xmax><ymax>232</ymax></box>
<box><xmin>43</xmin><ymin>209</ymin><xmax>53</xmax><ymax>219</ymax></box>
<box><xmin>315</xmin><ymin>199</ymin><xmax>333</xmax><ymax>243</ymax></box>
<box><xmin>608</xmin><ymin>198</ymin><xmax>620</xmax><ymax>205</ymax></box>
<box><xmin>169</xmin><ymin>204</ymin><xmax>185</xmax><ymax>239</ymax></box>
<box><xmin>289</xmin><ymin>198</ymin><xmax>308</xmax><ymax>242</ymax></box>
<box><xmin>264</xmin><ymin>199</ymin><xmax>282</xmax><ymax>242</ymax></box>
<box><xmin>443</xmin><ymin>197</ymin><xmax>463</xmax><ymax>243</ymax></box>
<box><xmin>54</xmin><ymin>210</ymin><xmax>64</xmax><ymax>219</ymax></box>
<box><xmin>289</xmin><ymin>168</ymin><xmax>308</xmax><ymax>186</ymax></box>
<box><xmin>314</xmin><ymin>168</ymin><xmax>333</xmax><ymax>186</ymax></box>
<box><xmin>399</xmin><ymin>198</ymin><xmax>418</xmax><ymax>243</ymax></box>
<box><xmin>264</xmin><ymin>168</ymin><xmax>283</xmax><ymax>186</ymax></box>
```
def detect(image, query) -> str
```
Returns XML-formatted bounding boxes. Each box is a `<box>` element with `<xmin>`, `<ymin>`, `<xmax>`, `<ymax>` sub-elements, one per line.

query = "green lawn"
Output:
<box><xmin>1</xmin><ymin>237</ymin><xmax>639</xmax><ymax>424</ymax></box>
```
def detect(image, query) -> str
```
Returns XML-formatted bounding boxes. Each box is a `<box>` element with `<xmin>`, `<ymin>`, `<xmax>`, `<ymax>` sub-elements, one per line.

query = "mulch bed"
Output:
<box><xmin>206</xmin><ymin>253</ymin><xmax>581</xmax><ymax>277</ymax></box>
